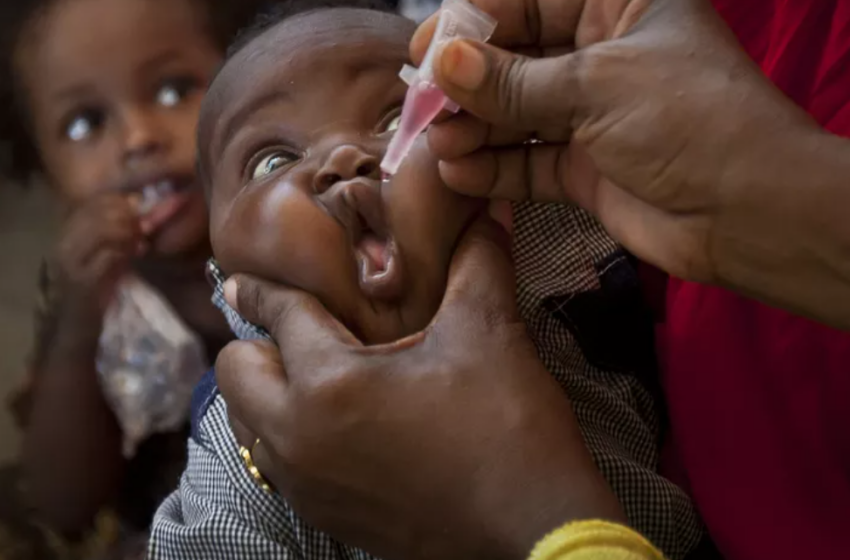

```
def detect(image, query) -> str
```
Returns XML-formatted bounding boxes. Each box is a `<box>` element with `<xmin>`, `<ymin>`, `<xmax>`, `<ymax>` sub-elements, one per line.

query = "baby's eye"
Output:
<box><xmin>156</xmin><ymin>77</ymin><xmax>198</xmax><ymax>108</ymax></box>
<box><xmin>65</xmin><ymin>109</ymin><xmax>104</xmax><ymax>142</ymax></box>
<box><xmin>384</xmin><ymin>115</ymin><xmax>402</xmax><ymax>133</ymax></box>
<box><xmin>251</xmin><ymin>151</ymin><xmax>297</xmax><ymax>180</ymax></box>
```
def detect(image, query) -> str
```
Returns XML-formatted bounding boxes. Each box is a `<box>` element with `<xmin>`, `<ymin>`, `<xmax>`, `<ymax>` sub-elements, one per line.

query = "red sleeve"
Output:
<box><xmin>713</xmin><ymin>0</ymin><xmax>850</xmax><ymax>134</ymax></box>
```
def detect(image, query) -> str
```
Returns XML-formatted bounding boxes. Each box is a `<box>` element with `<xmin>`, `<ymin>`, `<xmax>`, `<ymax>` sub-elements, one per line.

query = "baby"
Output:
<box><xmin>151</xmin><ymin>3</ymin><xmax>704</xmax><ymax>559</ymax></box>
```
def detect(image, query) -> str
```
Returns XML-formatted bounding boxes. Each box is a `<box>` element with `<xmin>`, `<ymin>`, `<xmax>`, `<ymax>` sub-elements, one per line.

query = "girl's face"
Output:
<box><xmin>15</xmin><ymin>0</ymin><xmax>221</xmax><ymax>256</ymax></box>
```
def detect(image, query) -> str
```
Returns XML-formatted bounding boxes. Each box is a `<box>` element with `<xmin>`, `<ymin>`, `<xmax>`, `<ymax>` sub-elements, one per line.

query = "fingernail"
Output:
<box><xmin>224</xmin><ymin>279</ymin><xmax>238</xmax><ymax>310</ymax></box>
<box><xmin>488</xmin><ymin>200</ymin><xmax>514</xmax><ymax>235</ymax></box>
<box><xmin>440</xmin><ymin>40</ymin><xmax>487</xmax><ymax>91</ymax></box>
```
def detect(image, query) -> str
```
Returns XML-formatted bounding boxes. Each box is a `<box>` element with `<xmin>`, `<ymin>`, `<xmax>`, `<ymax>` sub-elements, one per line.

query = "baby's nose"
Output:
<box><xmin>314</xmin><ymin>144</ymin><xmax>380</xmax><ymax>194</ymax></box>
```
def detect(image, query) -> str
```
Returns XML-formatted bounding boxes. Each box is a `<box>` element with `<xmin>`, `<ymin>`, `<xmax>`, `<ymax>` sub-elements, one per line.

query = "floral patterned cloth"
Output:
<box><xmin>0</xmin><ymin>261</ymin><xmax>188</xmax><ymax>560</ymax></box>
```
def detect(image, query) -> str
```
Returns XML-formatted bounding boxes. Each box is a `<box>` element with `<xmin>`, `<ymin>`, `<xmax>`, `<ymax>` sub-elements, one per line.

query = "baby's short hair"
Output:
<box><xmin>226</xmin><ymin>0</ymin><xmax>397</xmax><ymax>62</ymax></box>
<box><xmin>197</xmin><ymin>0</ymin><xmax>401</xmax><ymax>195</ymax></box>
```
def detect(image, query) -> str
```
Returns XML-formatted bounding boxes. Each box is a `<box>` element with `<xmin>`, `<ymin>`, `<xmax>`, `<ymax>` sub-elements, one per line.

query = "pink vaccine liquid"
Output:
<box><xmin>381</xmin><ymin>80</ymin><xmax>448</xmax><ymax>175</ymax></box>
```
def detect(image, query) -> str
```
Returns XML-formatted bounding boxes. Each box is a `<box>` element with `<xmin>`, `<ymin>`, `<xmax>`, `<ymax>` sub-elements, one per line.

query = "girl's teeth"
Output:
<box><xmin>138</xmin><ymin>185</ymin><xmax>160</xmax><ymax>215</ymax></box>
<box><xmin>136</xmin><ymin>181</ymin><xmax>175</xmax><ymax>216</ymax></box>
<box><xmin>155</xmin><ymin>180</ymin><xmax>174</xmax><ymax>195</ymax></box>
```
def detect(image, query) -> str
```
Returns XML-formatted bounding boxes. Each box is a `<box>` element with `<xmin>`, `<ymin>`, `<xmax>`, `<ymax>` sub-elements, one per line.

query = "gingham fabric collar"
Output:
<box><xmin>206</xmin><ymin>259</ymin><xmax>272</xmax><ymax>342</ymax></box>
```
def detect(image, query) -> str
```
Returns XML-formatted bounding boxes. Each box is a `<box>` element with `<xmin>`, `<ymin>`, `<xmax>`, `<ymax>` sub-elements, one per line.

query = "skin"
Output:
<box><xmin>204</xmin><ymin>9</ymin><xmax>483</xmax><ymax>344</ymax></box>
<box><xmin>216</xmin><ymin>0</ymin><xmax>850</xmax><ymax>558</ymax></box>
<box><xmin>415</xmin><ymin>0</ymin><xmax>850</xmax><ymax>329</ymax></box>
<box><xmin>14</xmin><ymin>0</ymin><xmax>229</xmax><ymax>534</ymax></box>
<box><xmin>210</xmin><ymin>9</ymin><xmax>624</xmax><ymax>560</ymax></box>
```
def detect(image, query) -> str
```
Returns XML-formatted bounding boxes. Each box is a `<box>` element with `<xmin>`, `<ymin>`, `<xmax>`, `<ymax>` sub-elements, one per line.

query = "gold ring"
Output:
<box><xmin>239</xmin><ymin>438</ymin><xmax>272</xmax><ymax>493</ymax></box>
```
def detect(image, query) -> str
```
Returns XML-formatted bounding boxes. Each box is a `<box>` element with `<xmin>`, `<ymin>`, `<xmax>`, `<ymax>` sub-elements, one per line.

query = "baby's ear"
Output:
<box><xmin>196</xmin><ymin>158</ymin><xmax>211</xmax><ymax>203</ymax></box>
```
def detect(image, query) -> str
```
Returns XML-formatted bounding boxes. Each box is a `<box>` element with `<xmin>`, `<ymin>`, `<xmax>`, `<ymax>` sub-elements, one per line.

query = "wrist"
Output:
<box><xmin>48</xmin><ymin>296</ymin><xmax>104</xmax><ymax>357</ymax></box>
<box><xmin>710</xmin><ymin>123</ymin><xmax>850</xmax><ymax>325</ymax></box>
<box><xmin>529</xmin><ymin>520</ymin><xmax>665</xmax><ymax>560</ymax></box>
<box><xmin>477</xmin><ymin>434</ymin><xmax>626</xmax><ymax>559</ymax></box>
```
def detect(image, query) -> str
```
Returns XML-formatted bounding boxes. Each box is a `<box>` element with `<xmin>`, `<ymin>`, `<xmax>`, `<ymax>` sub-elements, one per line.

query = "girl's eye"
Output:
<box><xmin>251</xmin><ymin>151</ymin><xmax>297</xmax><ymax>180</ymax></box>
<box><xmin>156</xmin><ymin>77</ymin><xmax>198</xmax><ymax>108</ymax></box>
<box><xmin>157</xmin><ymin>85</ymin><xmax>182</xmax><ymax>108</ymax></box>
<box><xmin>65</xmin><ymin>110</ymin><xmax>103</xmax><ymax>142</ymax></box>
<box><xmin>67</xmin><ymin>117</ymin><xmax>92</xmax><ymax>142</ymax></box>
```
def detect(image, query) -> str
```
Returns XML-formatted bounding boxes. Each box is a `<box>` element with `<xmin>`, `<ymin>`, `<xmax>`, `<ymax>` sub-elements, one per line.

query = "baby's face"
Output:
<box><xmin>202</xmin><ymin>9</ymin><xmax>483</xmax><ymax>344</ymax></box>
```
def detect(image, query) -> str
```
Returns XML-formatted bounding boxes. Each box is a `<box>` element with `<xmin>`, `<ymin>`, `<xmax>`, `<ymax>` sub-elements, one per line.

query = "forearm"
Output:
<box><xmin>23</xmin><ymin>305</ymin><xmax>124</xmax><ymax>535</ymax></box>
<box><xmin>711</xmin><ymin>127</ymin><xmax>850</xmax><ymax>329</ymax></box>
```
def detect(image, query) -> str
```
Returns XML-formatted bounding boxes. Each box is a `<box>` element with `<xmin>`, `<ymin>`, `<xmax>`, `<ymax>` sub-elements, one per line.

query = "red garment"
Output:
<box><xmin>658</xmin><ymin>2</ymin><xmax>850</xmax><ymax>559</ymax></box>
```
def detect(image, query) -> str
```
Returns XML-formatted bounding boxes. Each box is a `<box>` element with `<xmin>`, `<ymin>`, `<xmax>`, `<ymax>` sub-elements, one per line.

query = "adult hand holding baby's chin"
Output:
<box><xmin>413</xmin><ymin>0</ymin><xmax>830</xmax><ymax>303</ymax></box>
<box><xmin>217</xmin><ymin>212</ymin><xmax>624</xmax><ymax>560</ymax></box>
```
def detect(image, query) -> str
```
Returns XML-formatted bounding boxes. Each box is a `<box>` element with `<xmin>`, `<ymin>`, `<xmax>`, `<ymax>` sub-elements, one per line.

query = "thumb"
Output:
<box><xmin>436</xmin><ymin>210</ymin><xmax>519</xmax><ymax>326</ymax></box>
<box><xmin>224</xmin><ymin>274</ymin><xmax>361</xmax><ymax>353</ymax></box>
<box><xmin>433</xmin><ymin>39</ymin><xmax>581</xmax><ymax>132</ymax></box>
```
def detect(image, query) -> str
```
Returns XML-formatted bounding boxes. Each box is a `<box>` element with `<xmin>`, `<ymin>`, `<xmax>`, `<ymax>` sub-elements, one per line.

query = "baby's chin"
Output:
<box><xmin>350</xmin><ymin>293</ymin><xmax>439</xmax><ymax>346</ymax></box>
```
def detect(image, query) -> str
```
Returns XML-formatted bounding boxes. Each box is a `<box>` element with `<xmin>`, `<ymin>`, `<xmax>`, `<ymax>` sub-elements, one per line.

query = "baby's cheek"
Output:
<box><xmin>213</xmin><ymin>184</ymin><xmax>359</xmax><ymax>312</ymax></box>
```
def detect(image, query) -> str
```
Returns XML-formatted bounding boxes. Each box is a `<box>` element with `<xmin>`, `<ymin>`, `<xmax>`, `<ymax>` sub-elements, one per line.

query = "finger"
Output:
<box><xmin>69</xmin><ymin>208</ymin><xmax>142</xmax><ymax>259</ymax></box>
<box><xmin>487</xmin><ymin>200</ymin><xmax>514</xmax><ymax>235</ymax></box>
<box><xmin>226</xmin><ymin>412</ymin><xmax>278</xmax><ymax>492</ymax></box>
<box><xmin>591</xmin><ymin>178</ymin><xmax>710</xmax><ymax>283</ymax></box>
<box><xmin>410</xmin><ymin>13</ymin><xmax>438</xmax><ymax>66</ymax></box>
<box><xmin>250</xmin><ymin>440</ymin><xmax>277</xmax><ymax>491</ymax></box>
<box><xmin>81</xmin><ymin>248</ymin><xmax>130</xmax><ymax>287</ymax></box>
<box><xmin>78</xmin><ymin>228</ymin><xmax>142</xmax><ymax>268</ymax></box>
<box><xmin>435</xmin><ymin>211</ymin><xmax>519</xmax><ymax>325</ymax></box>
<box><xmin>410</xmin><ymin>0</ymin><xmax>584</xmax><ymax>64</ymax></box>
<box><xmin>223</xmin><ymin>274</ymin><xmax>361</xmax><ymax>354</ymax></box>
<box><xmin>216</xmin><ymin>340</ymin><xmax>289</xmax><ymax>437</ymax></box>
<box><xmin>228</xmin><ymin>412</ymin><xmax>255</xmax><ymax>449</ymax></box>
<box><xmin>432</xmin><ymin>40</ymin><xmax>584</xmax><ymax>133</ymax></box>
<box><xmin>427</xmin><ymin>113</ymin><xmax>532</xmax><ymax>160</ymax></box>
<box><xmin>92</xmin><ymin>192</ymin><xmax>139</xmax><ymax>223</ymax></box>
<box><xmin>438</xmin><ymin>143</ymin><xmax>573</xmax><ymax>204</ymax></box>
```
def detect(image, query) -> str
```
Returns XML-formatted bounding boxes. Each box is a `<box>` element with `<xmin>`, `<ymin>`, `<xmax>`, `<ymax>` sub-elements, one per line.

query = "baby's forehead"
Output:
<box><xmin>208</xmin><ymin>11</ymin><xmax>412</xmax><ymax>115</ymax></box>
<box><xmin>199</xmin><ymin>8</ymin><xmax>413</xmax><ymax>173</ymax></box>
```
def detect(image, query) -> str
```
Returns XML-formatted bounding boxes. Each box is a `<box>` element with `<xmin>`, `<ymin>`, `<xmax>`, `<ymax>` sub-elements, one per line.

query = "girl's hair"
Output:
<box><xmin>0</xmin><ymin>0</ymin><xmax>266</xmax><ymax>185</ymax></box>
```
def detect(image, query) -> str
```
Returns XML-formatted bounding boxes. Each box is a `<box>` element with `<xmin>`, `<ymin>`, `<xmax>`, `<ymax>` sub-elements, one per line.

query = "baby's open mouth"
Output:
<box><xmin>356</xmin><ymin>224</ymin><xmax>400</xmax><ymax>299</ymax></box>
<box><xmin>328</xmin><ymin>178</ymin><xmax>404</xmax><ymax>301</ymax></box>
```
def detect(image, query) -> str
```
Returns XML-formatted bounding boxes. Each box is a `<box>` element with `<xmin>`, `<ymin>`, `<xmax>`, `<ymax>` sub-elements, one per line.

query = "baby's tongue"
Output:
<box><xmin>359</xmin><ymin>233</ymin><xmax>388</xmax><ymax>273</ymax></box>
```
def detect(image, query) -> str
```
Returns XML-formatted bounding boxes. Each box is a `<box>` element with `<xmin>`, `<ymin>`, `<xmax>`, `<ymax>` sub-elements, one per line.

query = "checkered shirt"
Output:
<box><xmin>149</xmin><ymin>202</ymin><xmax>704</xmax><ymax>559</ymax></box>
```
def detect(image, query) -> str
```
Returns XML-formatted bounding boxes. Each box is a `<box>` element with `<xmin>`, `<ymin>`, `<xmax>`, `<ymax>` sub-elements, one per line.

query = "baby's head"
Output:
<box><xmin>0</xmin><ymin>0</ymin><xmax>259</xmax><ymax>256</ymax></box>
<box><xmin>201</xmin><ymin>3</ymin><xmax>486</xmax><ymax>344</ymax></box>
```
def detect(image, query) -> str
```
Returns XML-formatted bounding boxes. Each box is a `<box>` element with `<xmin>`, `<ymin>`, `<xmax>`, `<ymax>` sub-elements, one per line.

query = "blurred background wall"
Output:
<box><xmin>0</xmin><ymin>182</ymin><xmax>58</xmax><ymax>462</ymax></box>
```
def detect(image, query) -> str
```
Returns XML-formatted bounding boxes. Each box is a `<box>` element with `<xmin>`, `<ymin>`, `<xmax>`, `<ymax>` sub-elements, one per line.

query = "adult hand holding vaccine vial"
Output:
<box><xmin>380</xmin><ymin>0</ymin><xmax>496</xmax><ymax>176</ymax></box>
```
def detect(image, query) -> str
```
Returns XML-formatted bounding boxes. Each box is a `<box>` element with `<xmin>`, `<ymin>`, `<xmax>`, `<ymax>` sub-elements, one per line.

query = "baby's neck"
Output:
<box><xmin>134</xmin><ymin>245</ymin><xmax>210</xmax><ymax>284</ymax></box>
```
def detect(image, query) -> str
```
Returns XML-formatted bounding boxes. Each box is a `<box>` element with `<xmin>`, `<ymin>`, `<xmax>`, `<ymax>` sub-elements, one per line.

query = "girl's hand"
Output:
<box><xmin>52</xmin><ymin>192</ymin><xmax>146</xmax><ymax>323</ymax></box>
